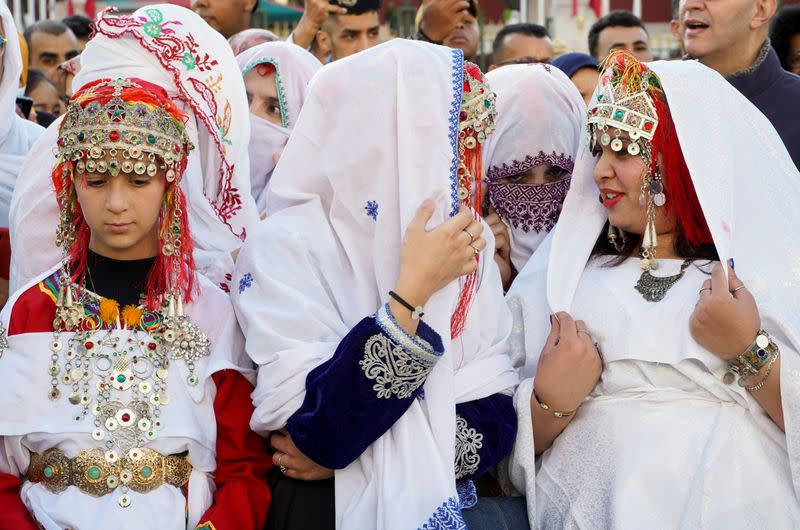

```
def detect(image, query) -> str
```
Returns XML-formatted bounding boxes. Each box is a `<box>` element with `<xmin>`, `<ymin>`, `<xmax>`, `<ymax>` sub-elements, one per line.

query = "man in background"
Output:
<box><xmin>413</xmin><ymin>0</ymin><xmax>479</xmax><ymax>60</ymax></box>
<box><xmin>23</xmin><ymin>21</ymin><xmax>79</xmax><ymax>83</ymax></box>
<box><xmin>291</xmin><ymin>0</ymin><xmax>380</xmax><ymax>62</ymax></box>
<box><xmin>588</xmin><ymin>10</ymin><xmax>653</xmax><ymax>62</ymax></box>
<box><xmin>192</xmin><ymin>0</ymin><xmax>258</xmax><ymax>39</ymax></box>
<box><xmin>489</xmin><ymin>23</ymin><xmax>553</xmax><ymax>69</ymax></box>
<box><xmin>674</xmin><ymin>0</ymin><xmax>799</xmax><ymax>168</ymax></box>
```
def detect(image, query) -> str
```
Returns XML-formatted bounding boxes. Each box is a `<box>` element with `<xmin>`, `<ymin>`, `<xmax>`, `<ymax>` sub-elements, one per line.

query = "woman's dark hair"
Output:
<box><xmin>591</xmin><ymin>221</ymin><xmax>719</xmax><ymax>265</ymax></box>
<box><xmin>770</xmin><ymin>6</ymin><xmax>800</xmax><ymax>72</ymax></box>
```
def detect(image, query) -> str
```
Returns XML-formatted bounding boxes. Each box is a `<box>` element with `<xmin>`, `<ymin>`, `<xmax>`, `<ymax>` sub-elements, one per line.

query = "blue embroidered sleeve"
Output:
<box><xmin>286</xmin><ymin>304</ymin><xmax>443</xmax><ymax>469</ymax></box>
<box><xmin>453</xmin><ymin>394</ymin><xmax>516</xmax><ymax>480</ymax></box>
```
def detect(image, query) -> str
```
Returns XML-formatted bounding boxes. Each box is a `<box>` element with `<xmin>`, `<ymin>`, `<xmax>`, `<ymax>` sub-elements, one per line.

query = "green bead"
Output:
<box><xmin>484</xmin><ymin>99</ymin><xmax>491</xmax><ymax>109</ymax></box>
<box><xmin>43</xmin><ymin>465</ymin><xmax>54</xmax><ymax>478</ymax></box>
<box><xmin>147</xmin><ymin>134</ymin><xmax>156</xmax><ymax>144</ymax></box>
<box><xmin>87</xmin><ymin>466</ymin><xmax>101</xmax><ymax>480</ymax></box>
<box><xmin>614</xmin><ymin>110</ymin><xmax>624</xmax><ymax>119</ymax></box>
<box><xmin>116</xmin><ymin>374</ymin><xmax>126</xmax><ymax>383</ymax></box>
<box><xmin>597</xmin><ymin>94</ymin><xmax>603</xmax><ymax>101</ymax></box>
<box><xmin>141</xmin><ymin>466</ymin><xmax>153</xmax><ymax>478</ymax></box>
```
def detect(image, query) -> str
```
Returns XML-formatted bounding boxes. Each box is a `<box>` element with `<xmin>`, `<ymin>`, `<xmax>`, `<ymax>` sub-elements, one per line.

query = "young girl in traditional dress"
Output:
<box><xmin>0</xmin><ymin>72</ymin><xmax>269</xmax><ymax>530</ymax></box>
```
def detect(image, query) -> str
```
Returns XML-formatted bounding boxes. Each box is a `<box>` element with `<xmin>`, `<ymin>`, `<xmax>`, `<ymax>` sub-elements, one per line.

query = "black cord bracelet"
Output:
<box><xmin>388</xmin><ymin>290</ymin><xmax>425</xmax><ymax>320</ymax></box>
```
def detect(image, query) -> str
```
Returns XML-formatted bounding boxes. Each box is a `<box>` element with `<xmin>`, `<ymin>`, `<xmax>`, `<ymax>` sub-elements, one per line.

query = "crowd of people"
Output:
<box><xmin>0</xmin><ymin>0</ymin><xmax>798</xmax><ymax>528</ymax></box>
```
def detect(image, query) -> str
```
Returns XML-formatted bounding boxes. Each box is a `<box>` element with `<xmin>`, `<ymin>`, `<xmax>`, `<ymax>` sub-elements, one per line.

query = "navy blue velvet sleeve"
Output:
<box><xmin>286</xmin><ymin>304</ymin><xmax>444</xmax><ymax>469</ymax></box>
<box><xmin>453</xmin><ymin>394</ymin><xmax>517</xmax><ymax>481</ymax></box>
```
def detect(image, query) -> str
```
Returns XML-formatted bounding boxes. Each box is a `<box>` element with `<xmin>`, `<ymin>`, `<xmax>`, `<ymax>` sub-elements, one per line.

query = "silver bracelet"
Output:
<box><xmin>745</xmin><ymin>350</ymin><xmax>780</xmax><ymax>392</ymax></box>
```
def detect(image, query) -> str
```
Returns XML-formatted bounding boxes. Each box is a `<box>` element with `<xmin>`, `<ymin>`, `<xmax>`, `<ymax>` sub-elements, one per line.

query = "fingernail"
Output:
<box><xmin>728</xmin><ymin>258</ymin><xmax>735</xmax><ymax>270</ymax></box>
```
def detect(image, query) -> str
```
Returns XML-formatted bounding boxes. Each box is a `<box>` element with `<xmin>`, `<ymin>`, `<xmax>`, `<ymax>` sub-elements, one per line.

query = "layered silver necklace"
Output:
<box><xmin>635</xmin><ymin>259</ymin><xmax>693</xmax><ymax>302</ymax></box>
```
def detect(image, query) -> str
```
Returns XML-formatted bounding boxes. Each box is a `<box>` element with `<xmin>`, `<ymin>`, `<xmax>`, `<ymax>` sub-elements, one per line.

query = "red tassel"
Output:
<box><xmin>651</xmin><ymin>96</ymin><xmax>712</xmax><ymax>249</ymax></box>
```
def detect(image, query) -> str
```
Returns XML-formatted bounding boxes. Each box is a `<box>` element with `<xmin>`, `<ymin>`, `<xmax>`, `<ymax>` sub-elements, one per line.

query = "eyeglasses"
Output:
<box><xmin>493</xmin><ymin>56</ymin><xmax>551</xmax><ymax>68</ymax></box>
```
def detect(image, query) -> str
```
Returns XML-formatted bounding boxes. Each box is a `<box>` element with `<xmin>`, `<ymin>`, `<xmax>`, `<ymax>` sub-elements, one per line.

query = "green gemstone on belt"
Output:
<box><xmin>87</xmin><ymin>466</ymin><xmax>101</xmax><ymax>480</ymax></box>
<box><xmin>117</xmin><ymin>374</ymin><xmax>126</xmax><ymax>383</ymax></box>
<box><xmin>43</xmin><ymin>465</ymin><xmax>54</xmax><ymax>478</ymax></box>
<box><xmin>141</xmin><ymin>466</ymin><xmax>153</xmax><ymax>478</ymax></box>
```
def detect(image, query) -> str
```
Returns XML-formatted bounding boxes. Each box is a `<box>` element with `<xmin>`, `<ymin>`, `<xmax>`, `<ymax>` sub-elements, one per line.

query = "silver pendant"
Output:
<box><xmin>722</xmin><ymin>371</ymin><xmax>735</xmax><ymax>385</ymax></box>
<box><xmin>634</xmin><ymin>259</ymin><xmax>692</xmax><ymax>302</ymax></box>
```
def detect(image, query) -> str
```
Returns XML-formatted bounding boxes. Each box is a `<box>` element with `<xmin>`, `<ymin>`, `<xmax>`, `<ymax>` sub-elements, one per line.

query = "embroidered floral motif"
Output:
<box><xmin>365</xmin><ymin>200</ymin><xmax>379</xmax><ymax>221</ymax></box>
<box><xmin>360</xmin><ymin>334</ymin><xmax>435</xmax><ymax>399</ymax></box>
<box><xmin>456</xmin><ymin>479</ymin><xmax>478</xmax><ymax>510</ymax></box>
<box><xmin>488</xmin><ymin>177</ymin><xmax>571</xmax><ymax>233</ymax></box>
<box><xmin>238</xmin><ymin>273</ymin><xmax>254</xmax><ymax>294</ymax></box>
<box><xmin>447</xmin><ymin>49</ymin><xmax>465</xmax><ymax>217</ymax></box>
<box><xmin>454</xmin><ymin>414</ymin><xmax>483</xmax><ymax>480</ymax></box>
<box><xmin>486</xmin><ymin>150</ymin><xmax>575</xmax><ymax>182</ymax></box>
<box><xmin>419</xmin><ymin>496</ymin><xmax>467</xmax><ymax>530</ymax></box>
<box><xmin>95</xmin><ymin>8</ymin><xmax>245</xmax><ymax>240</ymax></box>
<box><xmin>242</xmin><ymin>58</ymin><xmax>291</xmax><ymax>128</ymax></box>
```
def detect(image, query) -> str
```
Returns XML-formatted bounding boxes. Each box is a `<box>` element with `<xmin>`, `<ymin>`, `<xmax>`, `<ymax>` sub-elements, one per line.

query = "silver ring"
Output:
<box><xmin>699</xmin><ymin>287</ymin><xmax>712</xmax><ymax>294</ymax></box>
<box><xmin>732</xmin><ymin>284</ymin><xmax>746</xmax><ymax>293</ymax></box>
<box><xmin>577</xmin><ymin>329</ymin><xmax>592</xmax><ymax>339</ymax></box>
<box><xmin>278</xmin><ymin>454</ymin><xmax>287</xmax><ymax>474</ymax></box>
<box><xmin>469</xmin><ymin>243</ymin><xmax>479</xmax><ymax>255</ymax></box>
<box><xmin>463</xmin><ymin>228</ymin><xmax>475</xmax><ymax>244</ymax></box>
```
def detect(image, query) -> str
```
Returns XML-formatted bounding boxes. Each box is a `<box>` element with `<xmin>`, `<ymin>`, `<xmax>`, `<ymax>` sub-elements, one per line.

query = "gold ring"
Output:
<box><xmin>278</xmin><ymin>454</ymin><xmax>287</xmax><ymax>474</ymax></box>
<box><xmin>577</xmin><ymin>329</ymin><xmax>592</xmax><ymax>339</ymax></box>
<box><xmin>463</xmin><ymin>228</ymin><xmax>475</xmax><ymax>243</ymax></box>
<box><xmin>469</xmin><ymin>243</ymin><xmax>479</xmax><ymax>255</ymax></box>
<box><xmin>699</xmin><ymin>287</ymin><xmax>712</xmax><ymax>294</ymax></box>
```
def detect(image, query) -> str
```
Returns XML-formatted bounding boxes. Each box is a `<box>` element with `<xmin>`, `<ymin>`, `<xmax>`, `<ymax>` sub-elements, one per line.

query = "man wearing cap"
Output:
<box><xmin>551</xmin><ymin>52</ymin><xmax>600</xmax><ymax>104</ymax></box>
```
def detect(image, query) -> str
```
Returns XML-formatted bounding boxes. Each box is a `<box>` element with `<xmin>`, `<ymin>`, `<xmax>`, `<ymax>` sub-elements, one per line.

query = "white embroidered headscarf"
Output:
<box><xmin>233</xmin><ymin>39</ymin><xmax>517</xmax><ymax>529</ymax></box>
<box><xmin>0</xmin><ymin>1</ymin><xmax>42</xmax><ymax>227</ymax></box>
<box><xmin>236</xmin><ymin>41</ymin><xmax>321</xmax><ymax>212</ymax></box>
<box><xmin>505</xmin><ymin>60</ymin><xmax>800</xmax><ymax>518</ymax></box>
<box><xmin>9</xmin><ymin>5</ymin><xmax>258</xmax><ymax>291</ymax></box>
<box><xmin>482</xmin><ymin>63</ymin><xmax>584</xmax><ymax>271</ymax></box>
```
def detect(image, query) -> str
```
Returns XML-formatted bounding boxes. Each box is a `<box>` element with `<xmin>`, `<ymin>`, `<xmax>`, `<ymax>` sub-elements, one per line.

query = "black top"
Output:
<box><xmin>727</xmin><ymin>45</ymin><xmax>800</xmax><ymax>169</ymax></box>
<box><xmin>85</xmin><ymin>249</ymin><xmax>155</xmax><ymax>308</ymax></box>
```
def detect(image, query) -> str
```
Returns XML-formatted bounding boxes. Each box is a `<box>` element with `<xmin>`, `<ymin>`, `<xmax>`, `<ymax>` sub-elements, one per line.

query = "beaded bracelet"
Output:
<box><xmin>723</xmin><ymin>330</ymin><xmax>778</xmax><ymax>387</ymax></box>
<box><xmin>744</xmin><ymin>350</ymin><xmax>780</xmax><ymax>392</ymax></box>
<box><xmin>532</xmin><ymin>388</ymin><xmax>575</xmax><ymax>418</ymax></box>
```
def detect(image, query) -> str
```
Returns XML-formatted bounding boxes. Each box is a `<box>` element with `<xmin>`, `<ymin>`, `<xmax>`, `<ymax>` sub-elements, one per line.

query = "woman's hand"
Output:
<box><xmin>534</xmin><ymin>312</ymin><xmax>602</xmax><ymax>411</ymax></box>
<box><xmin>393</xmin><ymin>201</ymin><xmax>485</xmax><ymax>309</ymax></box>
<box><xmin>690</xmin><ymin>262</ymin><xmax>760</xmax><ymax>361</ymax></box>
<box><xmin>485</xmin><ymin>206</ymin><xmax>513</xmax><ymax>290</ymax></box>
<box><xmin>271</xmin><ymin>429</ymin><xmax>334</xmax><ymax>481</ymax></box>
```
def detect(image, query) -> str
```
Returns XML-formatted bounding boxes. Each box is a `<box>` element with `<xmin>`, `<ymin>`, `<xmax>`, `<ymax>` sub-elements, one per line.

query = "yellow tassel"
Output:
<box><xmin>98</xmin><ymin>298</ymin><xmax>120</xmax><ymax>325</ymax></box>
<box><xmin>121</xmin><ymin>305</ymin><xmax>144</xmax><ymax>328</ymax></box>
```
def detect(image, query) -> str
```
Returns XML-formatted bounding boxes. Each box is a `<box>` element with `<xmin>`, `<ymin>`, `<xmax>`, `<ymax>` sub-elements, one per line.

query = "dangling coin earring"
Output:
<box><xmin>651</xmin><ymin>168</ymin><xmax>666</xmax><ymax>207</ymax></box>
<box><xmin>600</xmin><ymin>127</ymin><xmax>611</xmax><ymax>147</ymax></box>
<box><xmin>610</xmin><ymin>130</ymin><xmax>624</xmax><ymax>152</ymax></box>
<box><xmin>607</xmin><ymin>223</ymin><xmax>626</xmax><ymax>252</ymax></box>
